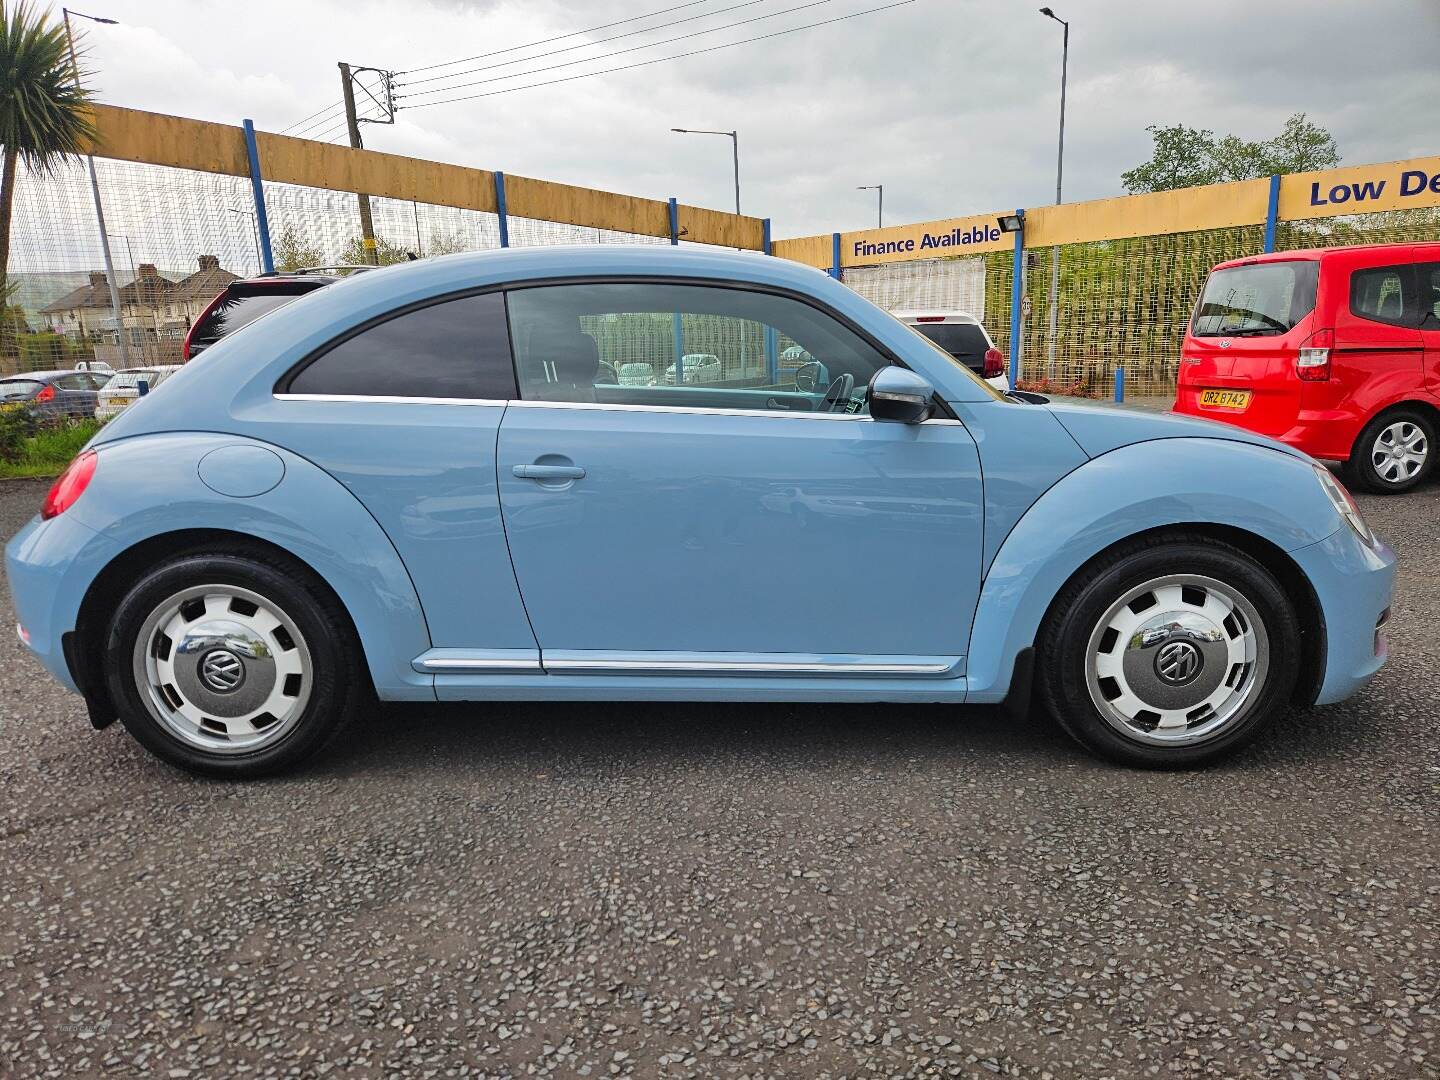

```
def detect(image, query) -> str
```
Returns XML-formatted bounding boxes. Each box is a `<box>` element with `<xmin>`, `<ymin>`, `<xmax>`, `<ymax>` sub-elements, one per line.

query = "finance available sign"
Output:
<box><xmin>843</xmin><ymin>213</ymin><xmax>1011</xmax><ymax>268</ymax></box>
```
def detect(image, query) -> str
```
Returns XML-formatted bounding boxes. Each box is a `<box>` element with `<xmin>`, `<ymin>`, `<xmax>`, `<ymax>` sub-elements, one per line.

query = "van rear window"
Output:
<box><xmin>1191</xmin><ymin>261</ymin><xmax>1318</xmax><ymax>337</ymax></box>
<box><xmin>911</xmin><ymin>323</ymin><xmax>990</xmax><ymax>367</ymax></box>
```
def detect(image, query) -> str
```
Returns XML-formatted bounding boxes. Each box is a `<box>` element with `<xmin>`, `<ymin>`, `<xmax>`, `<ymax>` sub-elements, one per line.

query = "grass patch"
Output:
<box><xmin>0</xmin><ymin>420</ymin><xmax>102</xmax><ymax>479</ymax></box>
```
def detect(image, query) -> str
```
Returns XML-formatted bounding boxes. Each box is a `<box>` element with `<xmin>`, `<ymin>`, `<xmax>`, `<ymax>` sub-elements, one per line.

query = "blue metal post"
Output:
<box><xmin>241</xmin><ymin>120</ymin><xmax>274</xmax><ymax>274</ymax></box>
<box><xmin>1263</xmin><ymin>173</ymin><xmax>1281</xmax><ymax>253</ymax></box>
<box><xmin>1114</xmin><ymin>366</ymin><xmax>1125</xmax><ymax>403</ymax></box>
<box><xmin>494</xmin><ymin>171</ymin><xmax>510</xmax><ymax>248</ymax></box>
<box><xmin>1008</xmin><ymin>209</ymin><xmax>1025</xmax><ymax>388</ymax></box>
<box><xmin>669</xmin><ymin>198</ymin><xmax>682</xmax><ymax>379</ymax></box>
<box><xmin>829</xmin><ymin>232</ymin><xmax>842</xmax><ymax>280</ymax></box>
<box><xmin>762</xmin><ymin>218</ymin><xmax>772</xmax><ymax>255</ymax></box>
<box><xmin>668</xmin><ymin>197</ymin><xmax>680</xmax><ymax>245</ymax></box>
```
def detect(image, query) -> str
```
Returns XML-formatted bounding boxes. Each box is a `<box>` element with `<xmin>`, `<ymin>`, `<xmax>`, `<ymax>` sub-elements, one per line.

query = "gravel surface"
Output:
<box><xmin>1</xmin><ymin>477</ymin><xmax>1435</xmax><ymax>1078</ymax></box>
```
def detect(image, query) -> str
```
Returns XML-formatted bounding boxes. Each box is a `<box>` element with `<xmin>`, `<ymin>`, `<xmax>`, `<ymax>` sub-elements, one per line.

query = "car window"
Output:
<box><xmin>189</xmin><ymin>287</ymin><xmax>310</xmax><ymax>352</ymax></box>
<box><xmin>506</xmin><ymin>282</ymin><xmax>893</xmax><ymax>416</ymax></box>
<box><xmin>910</xmin><ymin>322</ymin><xmax>990</xmax><ymax>365</ymax></box>
<box><xmin>1192</xmin><ymin>261</ymin><xmax>1319</xmax><ymax>336</ymax></box>
<box><xmin>0</xmin><ymin>380</ymin><xmax>41</xmax><ymax>400</ymax></box>
<box><xmin>286</xmin><ymin>291</ymin><xmax>516</xmax><ymax>399</ymax></box>
<box><xmin>1350</xmin><ymin>264</ymin><xmax>1416</xmax><ymax>327</ymax></box>
<box><xmin>51</xmin><ymin>374</ymin><xmax>88</xmax><ymax>391</ymax></box>
<box><xmin>1418</xmin><ymin>263</ymin><xmax>1440</xmax><ymax>328</ymax></box>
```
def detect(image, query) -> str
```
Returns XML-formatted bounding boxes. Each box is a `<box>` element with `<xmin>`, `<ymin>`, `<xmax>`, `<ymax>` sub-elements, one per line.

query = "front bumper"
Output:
<box><xmin>6</xmin><ymin>512</ymin><xmax>119</xmax><ymax>694</ymax></box>
<box><xmin>1290</xmin><ymin>523</ymin><xmax>1396</xmax><ymax>706</ymax></box>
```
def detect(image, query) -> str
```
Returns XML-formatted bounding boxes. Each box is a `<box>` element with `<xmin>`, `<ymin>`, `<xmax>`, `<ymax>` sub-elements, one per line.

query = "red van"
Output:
<box><xmin>1175</xmin><ymin>243</ymin><xmax>1440</xmax><ymax>493</ymax></box>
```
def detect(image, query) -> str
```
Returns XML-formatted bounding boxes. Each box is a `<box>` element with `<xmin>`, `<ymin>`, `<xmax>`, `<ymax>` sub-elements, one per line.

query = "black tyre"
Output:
<box><xmin>103</xmin><ymin>550</ymin><xmax>363</xmax><ymax>778</ymax></box>
<box><xmin>1346</xmin><ymin>409</ymin><xmax>1434</xmax><ymax>494</ymax></box>
<box><xmin>1037</xmin><ymin>535</ymin><xmax>1300</xmax><ymax>768</ymax></box>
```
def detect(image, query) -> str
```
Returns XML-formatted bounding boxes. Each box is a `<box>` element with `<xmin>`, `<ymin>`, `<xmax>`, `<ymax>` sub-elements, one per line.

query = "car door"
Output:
<box><xmin>496</xmin><ymin>279</ymin><xmax>984</xmax><ymax>677</ymax></box>
<box><xmin>51</xmin><ymin>373</ymin><xmax>97</xmax><ymax>420</ymax></box>
<box><xmin>260</xmin><ymin>290</ymin><xmax>539</xmax><ymax>669</ymax></box>
<box><xmin>1329</xmin><ymin>252</ymin><xmax>1423</xmax><ymax>413</ymax></box>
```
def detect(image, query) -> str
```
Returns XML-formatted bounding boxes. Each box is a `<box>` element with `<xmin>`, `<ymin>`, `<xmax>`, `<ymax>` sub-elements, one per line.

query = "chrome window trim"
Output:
<box><xmin>276</xmin><ymin>393</ymin><xmax>508</xmax><ymax>407</ymax></box>
<box><xmin>273</xmin><ymin>394</ymin><xmax>966</xmax><ymax>425</ymax></box>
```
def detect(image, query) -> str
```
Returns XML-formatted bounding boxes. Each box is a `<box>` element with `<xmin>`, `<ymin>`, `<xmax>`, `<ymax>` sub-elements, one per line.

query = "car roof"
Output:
<box><xmin>1211</xmin><ymin>241</ymin><xmax>1434</xmax><ymax>271</ymax></box>
<box><xmin>0</xmin><ymin>369</ymin><xmax>80</xmax><ymax>381</ymax></box>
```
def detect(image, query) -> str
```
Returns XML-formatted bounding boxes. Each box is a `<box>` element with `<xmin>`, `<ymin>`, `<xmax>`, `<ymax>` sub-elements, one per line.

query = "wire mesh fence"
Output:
<box><xmin>4</xmin><ymin>157</ymin><xmax>669</xmax><ymax>377</ymax></box>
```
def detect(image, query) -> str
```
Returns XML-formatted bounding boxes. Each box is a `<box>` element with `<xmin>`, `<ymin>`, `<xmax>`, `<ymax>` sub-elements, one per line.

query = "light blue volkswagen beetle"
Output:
<box><xmin>6</xmin><ymin>246</ymin><xmax>1394</xmax><ymax>776</ymax></box>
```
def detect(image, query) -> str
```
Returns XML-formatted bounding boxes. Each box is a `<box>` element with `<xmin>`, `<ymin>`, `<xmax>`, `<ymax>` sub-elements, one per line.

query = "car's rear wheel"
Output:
<box><xmin>104</xmin><ymin>551</ymin><xmax>362</xmax><ymax>777</ymax></box>
<box><xmin>1037</xmin><ymin>536</ymin><xmax>1300</xmax><ymax>768</ymax></box>
<box><xmin>1347</xmin><ymin>409</ymin><xmax>1434</xmax><ymax>494</ymax></box>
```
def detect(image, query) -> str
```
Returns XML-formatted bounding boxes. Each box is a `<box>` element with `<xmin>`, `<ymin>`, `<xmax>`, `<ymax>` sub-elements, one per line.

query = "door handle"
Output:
<box><xmin>512</xmin><ymin>464</ymin><xmax>586</xmax><ymax>480</ymax></box>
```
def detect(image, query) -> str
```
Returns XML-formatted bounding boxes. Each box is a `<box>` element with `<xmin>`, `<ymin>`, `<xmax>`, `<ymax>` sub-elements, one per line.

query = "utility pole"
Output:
<box><xmin>1039</xmin><ymin>7</ymin><xmax>1070</xmax><ymax>379</ymax></box>
<box><xmin>339</xmin><ymin>62</ymin><xmax>378</xmax><ymax>266</ymax></box>
<box><xmin>62</xmin><ymin>8</ymin><xmax>128</xmax><ymax>365</ymax></box>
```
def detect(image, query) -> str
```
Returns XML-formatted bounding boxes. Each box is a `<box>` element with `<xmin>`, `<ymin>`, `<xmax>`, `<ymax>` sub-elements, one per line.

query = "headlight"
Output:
<box><xmin>1313</xmin><ymin>464</ymin><xmax>1374</xmax><ymax>546</ymax></box>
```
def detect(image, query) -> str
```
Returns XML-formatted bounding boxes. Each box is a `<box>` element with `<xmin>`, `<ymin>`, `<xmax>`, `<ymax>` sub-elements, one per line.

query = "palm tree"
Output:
<box><xmin>0</xmin><ymin>2</ymin><xmax>96</xmax><ymax>354</ymax></box>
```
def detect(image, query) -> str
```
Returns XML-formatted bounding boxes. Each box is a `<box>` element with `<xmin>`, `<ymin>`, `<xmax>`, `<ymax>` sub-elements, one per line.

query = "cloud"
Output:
<box><xmin>73</xmin><ymin>0</ymin><xmax>1440</xmax><ymax>240</ymax></box>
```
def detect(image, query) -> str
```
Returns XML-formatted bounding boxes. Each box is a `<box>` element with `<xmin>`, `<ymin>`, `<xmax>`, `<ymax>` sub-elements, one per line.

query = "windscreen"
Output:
<box><xmin>189</xmin><ymin>286</ymin><xmax>310</xmax><ymax>352</ymax></box>
<box><xmin>1191</xmin><ymin>261</ymin><xmax>1319</xmax><ymax>337</ymax></box>
<box><xmin>911</xmin><ymin>323</ymin><xmax>990</xmax><ymax>367</ymax></box>
<box><xmin>0</xmin><ymin>380</ymin><xmax>41</xmax><ymax>400</ymax></box>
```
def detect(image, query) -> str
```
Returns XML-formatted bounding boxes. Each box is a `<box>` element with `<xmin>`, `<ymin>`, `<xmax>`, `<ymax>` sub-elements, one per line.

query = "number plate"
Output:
<box><xmin>1199</xmin><ymin>389</ymin><xmax>1251</xmax><ymax>410</ymax></box>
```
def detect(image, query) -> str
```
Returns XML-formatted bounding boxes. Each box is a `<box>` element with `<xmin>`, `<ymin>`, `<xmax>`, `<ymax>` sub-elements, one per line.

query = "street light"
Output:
<box><xmin>228</xmin><ymin>207</ymin><xmax>262</xmax><ymax>273</ymax></box>
<box><xmin>61</xmin><ymin>8</ymin><xmax>128</xmax><ymax>365</ymax></box>
<box><xmin>670</xmin><ymin>128</ymin><xmax>740</xmax><ymax>217</ymax></box>
<box><xmin>1039</xmin><ymin>6</ymin><xmax>1069</xmax><ymax>378</ymax></box>
<box><xmin>857</xmin><ymin>184</ymin><xmax>883</xmax><ymax>228</ymax></box>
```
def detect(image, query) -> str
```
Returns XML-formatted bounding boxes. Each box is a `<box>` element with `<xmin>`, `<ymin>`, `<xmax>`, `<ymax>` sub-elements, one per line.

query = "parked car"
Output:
<box><xmin>184</xmin><ymin>268</ymin><xmax>370</xmax><ymax>360</ymax></box>
<box><xmin>0</xmin><ymin>369</ymin><xmax>107</xmax><ymax>422</ymax></box>
<box><xmin>617</xmin><ymin>361</ymin><xmax>656</xmax><ymax>387</ymax></box>
<box><xmin>6</xmin><ymin>246</ymin><xmax>1393</xmax><ymax>778</ymax></box>
<box><xmin>1174</xmin><ymin>242</ymin><xmax>1440</xmax><ymax>494</ymax></box>
<box><xmin>895</xmin><ymin>311</ymin><xmax>1009</xmax><ymax>392</ymax></box>
<box><xmin>95</xmin><ymin>366</ymin><xmax>182</xmax><ymax>420</ymax></box>
<box><xmin>665</xmin><ymin>353</ymin><xmax>722</xmax><ymax>384</ymax></box>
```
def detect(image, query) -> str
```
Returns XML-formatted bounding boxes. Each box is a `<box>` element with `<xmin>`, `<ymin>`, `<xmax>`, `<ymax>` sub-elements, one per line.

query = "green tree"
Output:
<box><xmin>272</xmin><ymin>220</ymin><xmax>324</xmax><ymax>271</ymax></box>
<box><xmin>424</xmin><ymin>229</ymin><xmax>470</xmax><ymax>256</ymax></box>
<box><xmin>1122</xmin><ymin>112</ymin><xmax>1341</xmax><ymax>193</ymax></box>
<box><xmin>338</xmin><ymin>233</ymin><xmax>413</xmax><ymax>266</ymax></box>
<box><xmin>0</xmin><ymin>2</ymin><xmax>97</xmax><ymax>355</ymax></box>
<box><xmin>1120</xmin><ymin>124</ymin><xmax>1219</xmax><ymax>193</ymax></box>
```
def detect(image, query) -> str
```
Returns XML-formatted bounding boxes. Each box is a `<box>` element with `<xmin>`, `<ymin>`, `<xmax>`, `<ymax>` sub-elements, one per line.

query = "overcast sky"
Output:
<box><xmin>71</xmin><ymin>0</ymin><xmax>1440</xmax><ymax>239</ymax></box>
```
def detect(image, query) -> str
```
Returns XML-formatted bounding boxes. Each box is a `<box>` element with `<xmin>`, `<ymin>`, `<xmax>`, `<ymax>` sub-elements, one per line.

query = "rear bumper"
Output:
<box><xmin>1174</xmin><ymin>398</ymin><xmax>1358</xmax><ymax>462</ymax></box>
<box><xmin>6</xmin><ymin>513</ymin><xmax>119</xmax><ymax>694</ymax></box>
<box><xmin>1290</xmin><ymin>524</ymin><xmax>1395</xmax><ymax>706</ymax></box>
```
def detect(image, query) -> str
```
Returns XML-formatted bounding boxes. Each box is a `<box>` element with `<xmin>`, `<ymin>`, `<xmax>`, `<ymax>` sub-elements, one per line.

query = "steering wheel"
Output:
<box><xmin>820</xmin><ymin>373</ymin><xmax>855</xmax><ymax>413</ymax></box>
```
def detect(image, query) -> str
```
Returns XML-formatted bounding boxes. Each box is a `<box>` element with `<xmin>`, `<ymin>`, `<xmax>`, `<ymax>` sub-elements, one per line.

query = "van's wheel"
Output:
<box><xmin>1037</xmin><ymin>535</ymin><xmax>1299</xmax><ymax>768</ymax></box>
<box><xmin>1347</xmin><ymin>409</ymin><xmax>1434</xmax><ymax>494</ymax></box>
<box><xmin>104</xmin><ymin>551</ymin><xmax>363</xmax><ymax>778</ymax></box>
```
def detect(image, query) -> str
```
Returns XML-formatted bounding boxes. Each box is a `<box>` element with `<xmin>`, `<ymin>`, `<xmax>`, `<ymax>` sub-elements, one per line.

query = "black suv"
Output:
<box><xmin>184</xmin><ymin>267</ymin><xmax>374</xmax><ymax>360</ymax></box>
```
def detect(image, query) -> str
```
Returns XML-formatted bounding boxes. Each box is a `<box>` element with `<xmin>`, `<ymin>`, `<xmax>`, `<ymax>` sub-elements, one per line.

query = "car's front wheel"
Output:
<box><xmin>104</xmin><ymin>550</ymin><xmax>363</xmax><ymax>778</ymax></box>
<box><xmin>1037</xmin><ymin>536</ymin><xmax>1300</xmax><ymax>768</ymax></box>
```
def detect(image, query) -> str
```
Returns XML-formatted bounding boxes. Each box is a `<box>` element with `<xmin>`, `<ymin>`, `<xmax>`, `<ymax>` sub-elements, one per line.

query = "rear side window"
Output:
<box><xmin>911</xmin><ymin>322</ymin><xmax>990</xmax><ymax>366</ymax></box>
<box><xmin>1351</xmin><ymin>264</ymin><xmax>1416</xmax><ymax>327</ymax></box>
<box><xmin>286</xmin><ymin>292</ymin><xmax>517</xmax><ymax>399</ymax></box>
<box><xmin>189</xmin><ymin>286</ymin><xmax>310</xmax><ymax>352</ymax></box>
<box><xmin>1191</xmin><ymin>261</ymin><xmax>1319</xmax><ymax>336</ymax></box>
<box><xmin>1414</xmin><ymin>263</ymin><xmax>1440</xmax><ymax>327</ymax></box>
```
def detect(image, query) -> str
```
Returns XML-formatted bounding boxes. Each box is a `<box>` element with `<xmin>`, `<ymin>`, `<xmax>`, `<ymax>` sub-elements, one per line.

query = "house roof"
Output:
<box><xmin>39</xmin><ymin>273</ymin><xmax>114</xmax><ymax>313</ymax></box>
<box><xmin>172</xmin><ymin>255</ymin><xmax>239</xmax><ymax>302</ymax></box>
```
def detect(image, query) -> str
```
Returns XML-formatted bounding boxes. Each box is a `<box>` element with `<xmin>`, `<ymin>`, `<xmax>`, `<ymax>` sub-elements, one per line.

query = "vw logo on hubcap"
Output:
<box><xmin>1154</xmin><ymin>640</ymin><xmax>1202</xmax><ymax>686</ymax></box>
<box><xmin>199</xmin><ymin>648</ymin><xmax>245</xmax><ymax>693</ymax></box>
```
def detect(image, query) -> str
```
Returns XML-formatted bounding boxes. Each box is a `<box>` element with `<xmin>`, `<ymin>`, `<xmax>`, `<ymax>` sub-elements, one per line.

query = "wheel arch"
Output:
<box><xmin>965</xmin><ymin>438</ymin><xmax>1338</xmax><ymax>706</ymax></box>
<box><xmin>1351</xmin><ymin>398</ymin><xmax>1440</xmax><ymax>457</ymax></box>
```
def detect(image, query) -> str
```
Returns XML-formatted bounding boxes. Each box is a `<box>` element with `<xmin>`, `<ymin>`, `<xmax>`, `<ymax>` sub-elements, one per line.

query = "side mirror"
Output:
<box><xmin>867</xmin><ymin>366</ymin><xmax>934</xmax><ymax>424</ymax></box>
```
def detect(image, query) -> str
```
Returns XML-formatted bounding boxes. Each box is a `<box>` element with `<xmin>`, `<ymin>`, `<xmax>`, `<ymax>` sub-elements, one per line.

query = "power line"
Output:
<box><xmin>287</xmin><ymin>106</ymin><xmax>347</xmax><ymax>139</ymax></box>
<box><xmin>399</xmin><ymin>0</ymin><xmax>915</xmax><ymax>110</ymax></box>
<box><xmin>397</xmin><ymin>0</ymin><xmax>837</xmax><ymax>100</ymax></box>
<box><xmin>399</xmin><ymin>0</ymin><xmax>770</xmax><ymax>88</ymax></box>
<box><xmin>400</xmin><ymin>0</ymin><xmax>717</xmax><ymax>75</ymax></box>
<box><xmin>281</xmin><ymin>100</ymin><xmax>345</xmax><ymax>135</ymax></box>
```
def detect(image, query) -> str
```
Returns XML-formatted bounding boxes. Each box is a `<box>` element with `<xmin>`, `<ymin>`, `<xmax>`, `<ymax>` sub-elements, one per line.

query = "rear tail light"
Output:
<box><xmin>1296</xmin><ymin>328</ymin><xmax>1333</xmax><ymax>382</ymax></box>
<box><xmin>34</xmin><ymin>384</ymin><xmax>55</xmax><ymax>403</ymax></box>
<box><xmin>982</xmin><ymin>347</ymin><xmax>1006</xmax><ymax>379</ymax></box>
<box><xmin>914</xmin><ymin>315</ymin><xmax>946</xmax><ymax>323</ymax></box>
<box><xmin>41</xmin><ymin>450</ymin><xmax>97</xmax><ymax>520</ymax></box>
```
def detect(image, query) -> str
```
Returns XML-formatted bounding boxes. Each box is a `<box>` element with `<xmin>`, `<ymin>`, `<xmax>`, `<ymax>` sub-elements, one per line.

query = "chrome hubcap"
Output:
<box><xmin>132</xmin><ymin>585</ymin><xmax>312</xmax><ymax>754</ymax></box>
<box><xmin>1085</xmin><ymin>574</ymin><xmax>1269</xmax><ymax>746</ymax></box>
<box><xmin>1372</xmin><ymin>421</ymin><xmax>1427</xmax><ymax>484</ymax></box>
